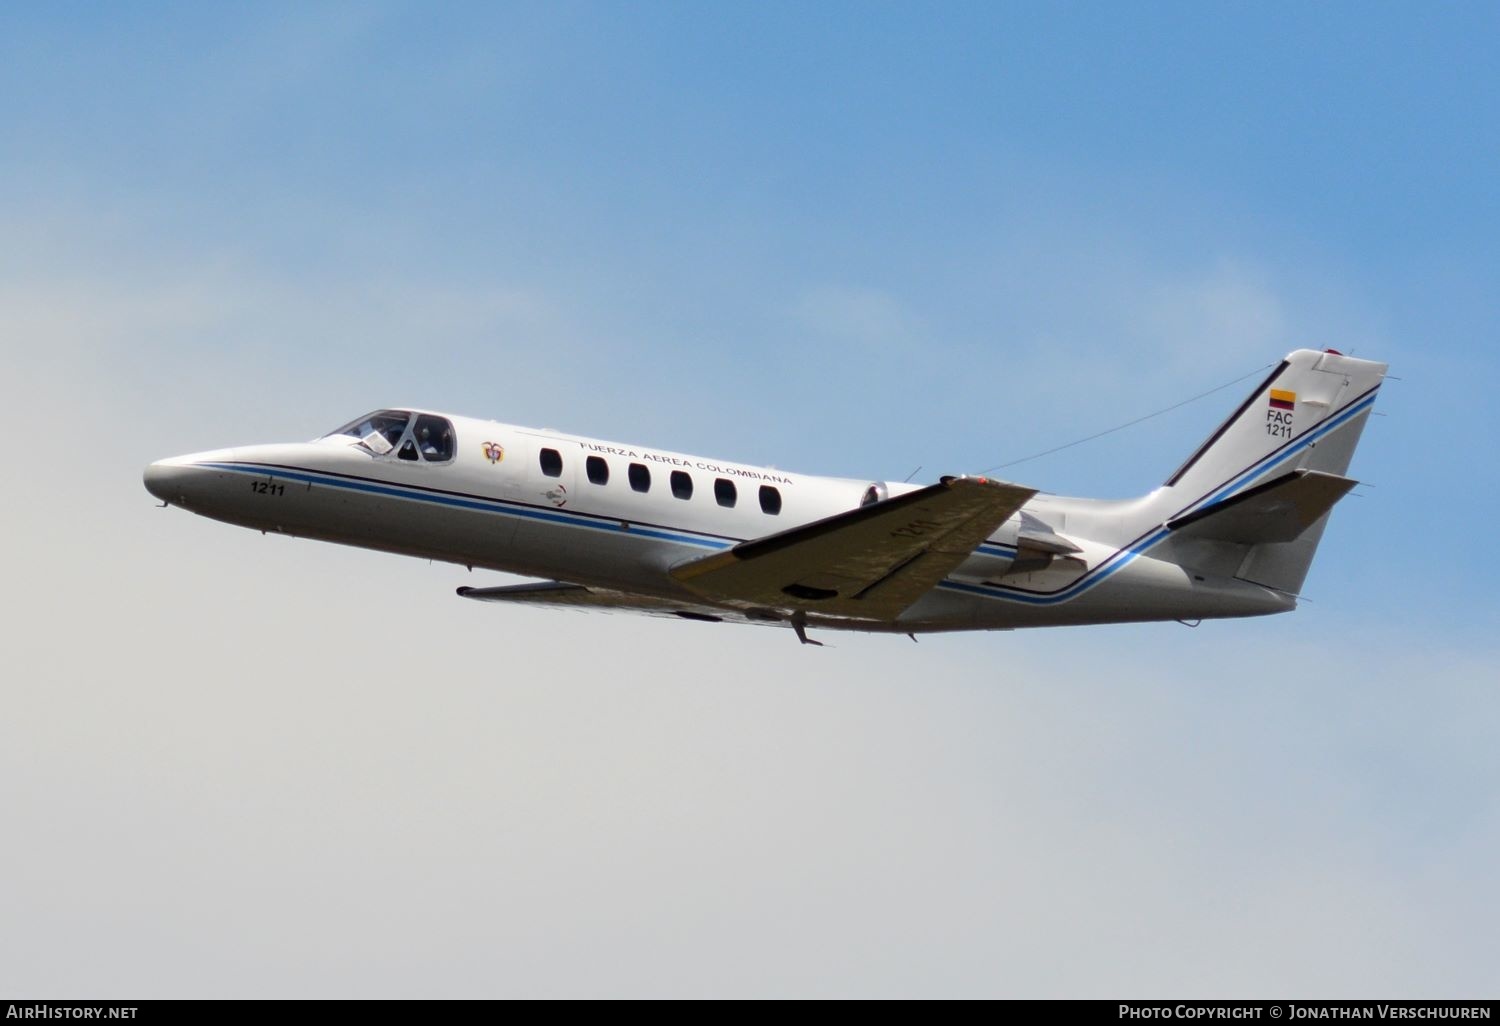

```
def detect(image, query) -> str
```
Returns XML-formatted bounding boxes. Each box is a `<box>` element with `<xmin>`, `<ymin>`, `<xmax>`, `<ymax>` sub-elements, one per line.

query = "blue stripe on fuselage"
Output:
<box><xmin>199</xmin><ymin>461</ymin><xmax>734</xmax><ymax>550</ymax></box>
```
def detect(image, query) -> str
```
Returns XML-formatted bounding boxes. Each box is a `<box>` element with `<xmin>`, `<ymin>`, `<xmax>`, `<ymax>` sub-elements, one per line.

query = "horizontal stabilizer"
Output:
<box><xmin>671</xmin><ymin>475</ymin><xmax>1035</xmax><ymax>621</ymax></box>
<box><xmin>1167</xmin><ymin>469</ymin><xmax>1357</xmax><ymax>544</ymax></box>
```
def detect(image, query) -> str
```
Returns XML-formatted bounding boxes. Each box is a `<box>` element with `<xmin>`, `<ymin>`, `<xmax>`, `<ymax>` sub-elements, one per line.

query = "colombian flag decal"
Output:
<box><xmin>1269</xmin><ymin>389</ymin><xmax>1296</xmax><ymax>411</ymax></box>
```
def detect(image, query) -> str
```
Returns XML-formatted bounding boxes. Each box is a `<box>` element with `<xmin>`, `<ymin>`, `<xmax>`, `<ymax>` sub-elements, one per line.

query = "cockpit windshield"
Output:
<box><xmin>326</xmin><ymin>410</ymin><xmax>455</xmax><ymax>463</ymax></box>
<box><xmin>331</xmin><ymin>410</ymin><xmax>410</xmax><ymax>455</ymax></box>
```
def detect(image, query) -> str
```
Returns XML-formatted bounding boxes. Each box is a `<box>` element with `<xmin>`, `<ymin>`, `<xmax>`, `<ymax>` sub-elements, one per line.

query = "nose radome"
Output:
<box><xmin>143</xmin><ymin>449</ymin><xmax>236</xmax><ymax>504</ymax></box>
<box><xmin>144</xmin><ymin>459</ymin><xmax>190</xmax><ymax>503</ymax></box>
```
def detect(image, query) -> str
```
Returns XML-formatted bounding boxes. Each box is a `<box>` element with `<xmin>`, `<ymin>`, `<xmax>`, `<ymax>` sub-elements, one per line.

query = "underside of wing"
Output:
<box><xmin>457</xmin><ymin>581</ymin><xmax>756</xmax><ymax>624</ymax></box>
<box><xmin>669</xmin><ymin>476</ymin><xmax>1036</xmax><ymax>622</ymax></box>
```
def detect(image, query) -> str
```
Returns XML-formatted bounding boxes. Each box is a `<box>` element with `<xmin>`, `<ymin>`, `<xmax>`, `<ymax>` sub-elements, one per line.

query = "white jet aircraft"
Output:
<box><xmin>144</xmin><ymin>349</ymin><xmax>1384</xmax><ymax>644</ymax></box>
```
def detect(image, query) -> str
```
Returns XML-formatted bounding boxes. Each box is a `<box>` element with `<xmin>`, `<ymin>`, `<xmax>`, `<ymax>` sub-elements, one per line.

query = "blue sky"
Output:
<box><xmin>2</xmin><ymin>1</ymin><xmax>1497</xmax><ymax>997</ymax></box>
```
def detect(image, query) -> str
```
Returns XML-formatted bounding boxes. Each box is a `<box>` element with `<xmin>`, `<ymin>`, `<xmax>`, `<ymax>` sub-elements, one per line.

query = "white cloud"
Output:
<box><xmin>0</xmin><ymin>216</ymin><xmax>1482</xmax><ymax>999</ymax></box>
<box><xmin>792</xmin><ymin>284</ymin><xmax>920</xmax><ymax>346</ymax></box>
<box><xmin>5</xmin><ymin>533</ymin><xmax>1495</xmax><ymax>996</ymax></box>
<box><xmin>1136</xmin><ymin>259</ymin><xmax>1288</xmax><ymax>366</ymax></box>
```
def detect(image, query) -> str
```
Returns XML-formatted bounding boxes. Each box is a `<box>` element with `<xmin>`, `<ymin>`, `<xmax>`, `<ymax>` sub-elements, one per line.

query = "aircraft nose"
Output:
<box><xmin>144</xmin><ymin>459</ymin><xmax>188</xmax><ymax>503</ymax></box>
<box><xmin>144</xmin><ymin>452</ymin><xmax>231</xmax><ymax>505</ymax></box>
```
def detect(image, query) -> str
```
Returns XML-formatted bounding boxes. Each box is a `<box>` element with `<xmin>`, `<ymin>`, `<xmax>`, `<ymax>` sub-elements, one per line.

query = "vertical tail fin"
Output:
<box><xmin>1154</xmin><ymin>349</ymin><xmax>1386</xmax><ymax>595</ymax></box>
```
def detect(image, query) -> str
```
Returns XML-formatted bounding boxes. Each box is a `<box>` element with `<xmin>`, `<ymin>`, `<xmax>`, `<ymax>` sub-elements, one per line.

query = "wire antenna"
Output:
<box><xmin>979</xmin><ymin>362</ymin><xmax>1276</xmax><ymax>474</ymax></box>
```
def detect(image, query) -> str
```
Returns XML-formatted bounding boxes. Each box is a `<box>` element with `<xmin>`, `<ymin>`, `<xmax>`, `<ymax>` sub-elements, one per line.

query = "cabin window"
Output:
<box><xmin>759</xmin><ymin>485</ymin><xmax>782</xmax><ymax>515</ymax></box>
<box><xmin>586</xmin><ymin>456</ymin><xmax>609</xmax><ymax>485</ymax></box>
<box><xmin>714</xmin><ymin>478</ymin><xmax>737</xmax><ymax>508</ymax></box>
<box><xmin>628</xmin><ymin>463</ymin><xmax>651</xmax><ymax>493</ymax></box>
<box><xmin>539</xmin><ymin>448</ymin><xmax>563</xmax><ymax>478</ymax></box>
<box><xmin>671</xmin><ymin>470</ymin><xmax>694</xmax><ymax>500</ymax></box>
<box><xmin>398</xmin><ymin>440</ymin><xmax>418</xmax><ymax>461</ymax></box>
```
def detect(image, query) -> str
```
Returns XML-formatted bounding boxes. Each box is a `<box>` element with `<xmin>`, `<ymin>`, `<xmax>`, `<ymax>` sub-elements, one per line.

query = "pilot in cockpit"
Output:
<box><xmin>332</xmin><ymin>410</ymin><xmax>453</xmax><ymax>462</ymax></box>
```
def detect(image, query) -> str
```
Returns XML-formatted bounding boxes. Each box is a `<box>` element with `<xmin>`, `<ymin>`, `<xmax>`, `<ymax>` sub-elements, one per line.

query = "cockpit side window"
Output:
<box><xmin>412</xmin><ymin>415</ymin><xmax>455</xmax><ymax>462</ymax></box>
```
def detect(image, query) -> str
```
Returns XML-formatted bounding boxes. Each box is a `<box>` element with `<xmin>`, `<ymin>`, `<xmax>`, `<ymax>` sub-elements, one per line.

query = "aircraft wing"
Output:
<box><xmin>457</xmin><ymin>580</ymin><xmax>805</xmax><ymax>627</ymax></box>
<box><xmin>459</xmin><ymin>581</ymin><xmax>688</xmax><ymax>612</ymax></box>
<box><xmin>670</xmin><ymin>476</ymin><xmax>1036</xmax><ymax>621</ymax></box>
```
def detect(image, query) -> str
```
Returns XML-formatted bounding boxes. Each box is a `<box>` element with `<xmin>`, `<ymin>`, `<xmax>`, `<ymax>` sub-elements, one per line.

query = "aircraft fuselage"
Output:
<box><xmin>144</xmin><ymin>411</ymin><xmax>1295</xmax><ymax>635</ymax></box>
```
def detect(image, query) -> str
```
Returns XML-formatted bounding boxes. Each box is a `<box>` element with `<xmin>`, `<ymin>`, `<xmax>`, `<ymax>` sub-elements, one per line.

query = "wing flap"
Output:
<box><xmin>670</xmin><ymin>476</ymin><xmax>1036</xmax><ymax>621</ymax></box>
<box><xmin>1167</xmin><ymin>469</ymin><xmax>1357</xmax><ymax>544</ymax></box>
